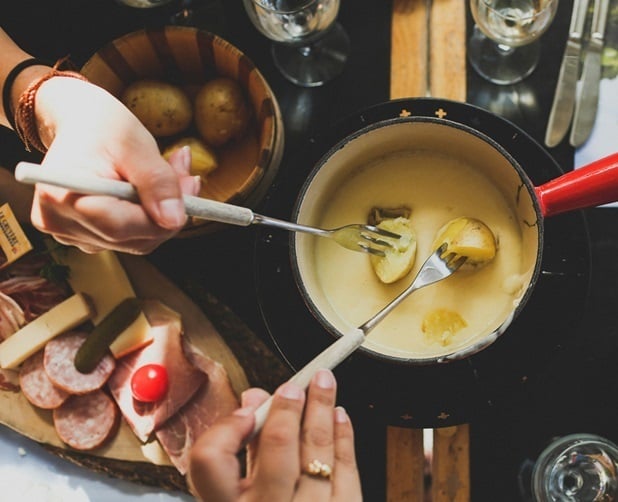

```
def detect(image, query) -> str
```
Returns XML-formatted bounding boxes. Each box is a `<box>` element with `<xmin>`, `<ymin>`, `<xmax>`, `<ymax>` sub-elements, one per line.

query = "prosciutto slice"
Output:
<box><xmin>155</xmin><ymin>347</ymin><xmax>240</xmax><ymax>474</ymax></box>
<box><xmin>107</xmin><ymin>300</ymin><xmax>207</xmax><ymax>442</ymax></box>
<box><xmin>0</xmin><ymin>291</ymin><xmax>25</xmax><ymax>340</ymax></box>
<box><xmin>0</xmin><ymin>253</ymin><xmax>70</xmax><ymax>322</ymax></box>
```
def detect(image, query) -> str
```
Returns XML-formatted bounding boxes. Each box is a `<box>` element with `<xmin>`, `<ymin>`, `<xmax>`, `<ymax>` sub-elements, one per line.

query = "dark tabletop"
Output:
<box><xmin>1</xmin><ymin>1</ymin><xmax>617</xmax><ymax>500</ymax></box>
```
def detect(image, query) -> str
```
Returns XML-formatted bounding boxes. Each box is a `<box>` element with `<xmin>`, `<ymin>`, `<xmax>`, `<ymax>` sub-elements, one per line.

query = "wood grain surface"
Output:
<box><xmin>389</xmin><ymin>0</ymin><xmax>469</xmax><ymax>500</ymax></box>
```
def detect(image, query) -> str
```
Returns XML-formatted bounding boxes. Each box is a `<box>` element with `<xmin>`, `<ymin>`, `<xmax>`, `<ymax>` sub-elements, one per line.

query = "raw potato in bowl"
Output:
<box><xmin>121</xmin><ymin>80</ymin><xmax>193</xmax><ymax>138</ymax></box>
<box><xmin>195</xmin><ymin>78</ymin><xmax>252</xmax><ymax>147</ymax></box>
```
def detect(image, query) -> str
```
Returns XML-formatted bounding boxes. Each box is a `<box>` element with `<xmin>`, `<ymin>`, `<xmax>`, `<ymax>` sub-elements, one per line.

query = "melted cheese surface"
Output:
<box><xmin>310</xmin><ymin>150</ymin><xmax>529</xmax><ymax>359</ymax></box>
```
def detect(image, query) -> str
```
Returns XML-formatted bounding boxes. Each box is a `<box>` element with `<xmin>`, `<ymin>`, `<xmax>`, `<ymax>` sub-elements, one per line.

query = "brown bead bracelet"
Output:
<box><xmin>14</xmin><ymin>66</ymin><xmax>88</xmax><ymax>153</ymax></box>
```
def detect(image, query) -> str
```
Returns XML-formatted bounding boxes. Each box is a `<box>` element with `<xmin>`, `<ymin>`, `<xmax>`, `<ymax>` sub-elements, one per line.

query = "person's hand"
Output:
<box><xmin>188</xmin><ymin>369</ymin><xmax>363</xmax><ymax>501</ymax></box>
<box><xmin>29</xmin><ymin>76</ymin><xmax>200</xmax><ymax>254</ymax></box>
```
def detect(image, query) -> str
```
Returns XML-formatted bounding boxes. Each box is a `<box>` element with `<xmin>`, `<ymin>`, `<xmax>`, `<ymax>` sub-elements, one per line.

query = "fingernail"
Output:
<box><xmin>314</xmin><ymin>369</ymin><xmax>335</xmax><ymax>390</ymax></box>
<box><xmin>276</xmin><ymin>382</ymin><xmax>303</xmax><ymax>401</ymax></box>
<box><xmin>158</xmin><ymin>198</ymin><xmax>186</xmax><ymax>228</ymax></box>
<box><xmin>233</xmin><ymin>406</ymin><xmax>254</xmax><ymax>418</ymax></box>
<box><xmin>335</xmin><ymin>406</ymin><xmax>349</xmax><ymax>424</ymax></box>
<box><xmin>192</xmin><ymin>176</ymin><xmax>202</xmax><ymax>195</ymax></box>
<box><xmin>181</xmin><ymin>145</ymin><xmax>192</xmax><ymax>170</ymax></box>
<box><xmin>241</xmin><ymin>390</ymin><xmax>250</xmax><ymax>408</ymax></box>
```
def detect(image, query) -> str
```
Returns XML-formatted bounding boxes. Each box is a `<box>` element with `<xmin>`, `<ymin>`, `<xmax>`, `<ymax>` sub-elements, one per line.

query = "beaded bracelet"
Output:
<box><xmin>14</xmin><ymin>61</ymin><xmax>88</xmax><ymax>153</ymax></box>
<box><xmin>2</xmin><ymin>58</ymin><xmax>49</xmax><ymax>131</ymax></box>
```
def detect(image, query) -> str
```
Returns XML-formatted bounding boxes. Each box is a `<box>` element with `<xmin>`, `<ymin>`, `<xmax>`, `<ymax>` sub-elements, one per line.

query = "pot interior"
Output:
<box><xmin>292</xmin><ymin>118</ymin><xmax>541</xmax><ymax>362</ymax></box>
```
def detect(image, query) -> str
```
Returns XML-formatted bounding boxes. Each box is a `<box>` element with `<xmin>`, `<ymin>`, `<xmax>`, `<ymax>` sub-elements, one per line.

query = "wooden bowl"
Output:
<box><xmin>81</xmin><ymin>26</ymin><xmax>283</xmax><ymax>236</ymax></box>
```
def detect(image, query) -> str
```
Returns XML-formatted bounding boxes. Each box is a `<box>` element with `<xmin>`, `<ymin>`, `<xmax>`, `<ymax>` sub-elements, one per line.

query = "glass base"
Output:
<box><xmin>271</xmin><ymin>22</ymin><xmax>351</xmax><ymax>88</ymax></box>
<box><xmin>468</xmin><ymin>26</ymin><xmax>539</xmax><ymax>85</ymax></box>
<box><xmin>532</xmin><ymin>434</ymin><xmax>618</xmax><ymax>501</ymax></box>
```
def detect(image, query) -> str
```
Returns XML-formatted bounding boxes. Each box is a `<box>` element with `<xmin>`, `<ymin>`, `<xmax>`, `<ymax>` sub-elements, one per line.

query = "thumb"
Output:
<box><xmin>188</xmin><ymin>407</ymin><xmax>256</xmax><ymax>502</ymax></box>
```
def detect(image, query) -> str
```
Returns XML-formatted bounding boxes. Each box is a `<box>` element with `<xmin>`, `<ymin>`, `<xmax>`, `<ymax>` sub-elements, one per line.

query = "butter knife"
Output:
<box><xmin>569</xmin><ymin>0</ymin><xmax>610</xmax><ymax>147</ymax></box>
<box><xmin>544</xmin><ymin>0</ymin><xmax>590</xmax><ymax>147</ymax></box>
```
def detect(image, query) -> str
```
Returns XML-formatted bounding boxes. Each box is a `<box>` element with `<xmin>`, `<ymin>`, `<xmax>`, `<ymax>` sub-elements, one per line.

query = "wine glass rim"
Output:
<box><xmin>250</xmin><ymin>0</ymin><xmax>319</xmax><ymax>14</ymax></box>
<box><xmin>478</xmin><ymin>0</ymin><xmax>558</xmax><ymax>18</ymax></box>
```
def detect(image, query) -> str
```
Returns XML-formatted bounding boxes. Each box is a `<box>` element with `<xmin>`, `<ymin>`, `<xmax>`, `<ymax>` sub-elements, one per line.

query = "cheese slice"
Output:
<box><xmin>109</xmin><ymin>311</ymin><xmax>153</xmax><ymax>359</ymax></box>
<box><xmin>0</xmin><ymin>293</ymin><xmax>94</xmax><ymax>369</ymax></box>
<box><xmin>54</xmin><ymin>248</ymin><xmax>135</xmax><ymax>325</ymax></box>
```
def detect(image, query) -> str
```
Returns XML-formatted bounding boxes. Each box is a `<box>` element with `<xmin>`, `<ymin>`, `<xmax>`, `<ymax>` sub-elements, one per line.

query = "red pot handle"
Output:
<box><xmin>535</xmin><ymin>153</ymin><xmax>618</xmax><ymax>217</ymax></box>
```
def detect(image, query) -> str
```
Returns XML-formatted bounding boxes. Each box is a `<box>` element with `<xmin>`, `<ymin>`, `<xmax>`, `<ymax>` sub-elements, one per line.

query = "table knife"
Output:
<box><xmin>569</xmin><ymin>0</ymin><xmax>610</xmax><ymax>147</ymax></box>
<box><xmin>544</xmin><ymin>0</ymin><xmax>590</xmax><ymax>147</ymax></box>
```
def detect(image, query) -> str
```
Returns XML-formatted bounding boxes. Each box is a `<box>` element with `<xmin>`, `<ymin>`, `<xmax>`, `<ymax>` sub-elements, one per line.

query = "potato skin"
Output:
<box><xmin>194</xmin><ymin>78</ymin><xmax>251</xmax><ymax>147</ymax></box>
<box><xmin>121</xmin><ymin>80</ymin><xmax>192</xmax><ymax>137</ymax></box>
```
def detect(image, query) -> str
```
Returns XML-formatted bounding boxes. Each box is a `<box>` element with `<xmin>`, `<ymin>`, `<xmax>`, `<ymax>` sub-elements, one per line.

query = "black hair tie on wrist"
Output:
<box><xmin>2</xmin><ymin>58</ymin><xmax>48</xmax><ymax>131</ymax></box>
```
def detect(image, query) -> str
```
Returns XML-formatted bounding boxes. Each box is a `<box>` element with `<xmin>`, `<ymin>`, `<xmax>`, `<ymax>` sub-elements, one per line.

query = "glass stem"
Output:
<box><xmin>298</xmin><ymin>44</ymin><xmax>313</xmax><ymax>57</ymax></box>
<box><xmin>496</xmin><ymin>43</ymin><xmax>515</xmax><ymax>55</ymax></box>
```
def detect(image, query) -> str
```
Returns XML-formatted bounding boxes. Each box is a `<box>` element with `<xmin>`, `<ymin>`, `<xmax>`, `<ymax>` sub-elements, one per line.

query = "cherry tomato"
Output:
<box><xmin>131</xmin><ymin>364</ymin><xmax>169</xmax><ymax>402</ymax></box>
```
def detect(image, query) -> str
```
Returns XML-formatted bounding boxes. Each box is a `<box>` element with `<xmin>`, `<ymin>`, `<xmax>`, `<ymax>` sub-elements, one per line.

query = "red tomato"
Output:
<box><xmin>131</xmin><ymin>364</ymin><xmax>169</xmax><ymax>402</ymax></box>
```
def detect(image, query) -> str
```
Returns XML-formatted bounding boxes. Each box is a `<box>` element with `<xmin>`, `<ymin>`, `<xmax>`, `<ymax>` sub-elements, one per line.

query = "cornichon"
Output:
<box><xmin>74</xmin><ymin>297</ymin><xmax>143</xmax><ymax>374</ymax></box>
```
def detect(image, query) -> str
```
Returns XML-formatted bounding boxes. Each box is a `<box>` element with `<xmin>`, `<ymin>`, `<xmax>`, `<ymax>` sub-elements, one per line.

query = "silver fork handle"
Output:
<box><xmin>252</xmin><ymin>214</ymin><xmax>330</xmax><ymax>238</ymax></box>
<box><xmin>15</xmin><ymin>162</ymin><xmax>255</xmax><ymax>227</ymax></box>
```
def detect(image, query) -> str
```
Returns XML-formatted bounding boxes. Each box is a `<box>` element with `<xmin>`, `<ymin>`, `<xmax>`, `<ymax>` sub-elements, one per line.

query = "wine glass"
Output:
<box><xmin>168</xmin><ymin>0</ymin><xmax>225</xmax><ymax>32</ymax></box>
<box><xmin>531</xmin><ymin>433</ymin><xmax>618</xmax><ymax>501</ymax></box>
<box><xmin>468</xmin><ymin>0</ymin><xmax>558</xmax><ymax>85</ymax></box>
<box><xmin>242</xmin><ymin>0</ymin><xmax>351</xmax><ymax>87</ymax></box>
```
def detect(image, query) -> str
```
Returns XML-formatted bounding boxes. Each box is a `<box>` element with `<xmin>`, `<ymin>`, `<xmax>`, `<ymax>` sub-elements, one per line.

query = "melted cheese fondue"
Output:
<box><xmin>311</xmin><ymin>150</ymin><xmax>529</xmax><ymax>359</ymax></box>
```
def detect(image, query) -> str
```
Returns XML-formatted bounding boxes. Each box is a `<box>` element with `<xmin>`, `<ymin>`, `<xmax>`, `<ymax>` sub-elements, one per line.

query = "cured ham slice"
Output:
<box><xmin>155</xmin><ymin>347</ymin><xmax>240</xmax><ymax>474</ymax></box>
<box><xmin>0</xmin><ymin>254</ymin><xmax>70</xmax><ymax>322</ymax></box>
<box><xmin>107</xmin><ymin>300</ymin><xmax>207</xmax><ymax>442</ymax></box>
<box><xmin>53</xmin><ymin>390</ymin><xmax>118</xmax><ymax>451</ymax></box>
<box><xmin>0</xmin><ymin>291</ymin><xmax>25</xmax><ymax>340</ymax></box>
<box><xmin>19</xmin><ymin>350</ymin><xmax>69</xmax><ymax>409</ymax></box>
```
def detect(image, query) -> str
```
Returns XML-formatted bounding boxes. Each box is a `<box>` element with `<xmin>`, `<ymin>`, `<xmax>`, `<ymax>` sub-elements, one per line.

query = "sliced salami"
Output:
<box><xmin>53</xmin><ymin>390</ymin><xmax>118</xmax><ymax>451</ymax></box>
<box><xmin>44</xmin><ymin>331</ymin><xmax>115</xmax><ymax>394</ymax></box>
<box><xmin>19</xmin><ymin>350</ymin><xmax>69</xmax><ymax>409</ymax></box>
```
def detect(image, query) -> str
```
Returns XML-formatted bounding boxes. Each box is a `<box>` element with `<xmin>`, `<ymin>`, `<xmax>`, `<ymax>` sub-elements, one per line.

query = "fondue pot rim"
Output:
<box><xmin>289</xmin><ymin>115</ymin><xmax>545</xmax><ymax>365</ymax></box>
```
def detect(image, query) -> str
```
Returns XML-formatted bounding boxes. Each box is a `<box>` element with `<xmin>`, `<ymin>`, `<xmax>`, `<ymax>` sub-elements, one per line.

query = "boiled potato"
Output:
<box><xmin>432</xmin><ymin>217</ymin><xmax>497</xmax><ymax>269</ymax></box>
<box><xmin>369</xmin><ymin>217</ymin><xmax>417</xmax><ymax>284</ymax></box>
<box><xmin>162</xmin><ymin>137</ymin><xmax>218</xmax><ymax>182</ymax></box>
<box><xmin>194</xmin><ymin>78</ymin><xmax>251</xmax><ymax>147</ymax></box>
<box><xmin>421</xmin><ymin>309</ymin><xmax>467</xmax><ymax>346</ymax></box>
<box><xmin>121</xmin><ymin>80</ymin><xmax>192</xmax><ymax>137</ymax></box>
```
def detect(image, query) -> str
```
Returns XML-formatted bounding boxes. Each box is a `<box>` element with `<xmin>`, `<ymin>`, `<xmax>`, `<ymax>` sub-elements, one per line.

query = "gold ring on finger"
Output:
<box><xmin>303</xmin><ymin>459</ymin><xmax>333</xmax><ymax>481</ymax></box>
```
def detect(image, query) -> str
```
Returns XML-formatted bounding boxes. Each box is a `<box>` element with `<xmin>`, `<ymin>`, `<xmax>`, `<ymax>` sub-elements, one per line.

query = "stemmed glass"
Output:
<box><xmin>531</xmin><ymin>433</ymin><xmax>618</xmax><ymax>501</ymax></box>
<box><xmin>468</xmin><ymin>0</ymin><xmax>558</xmax><ymax>85</ymax></box>
<box><xmin>242</xmin><ymin>0</ymin><xmax>351</xmax><ymax>87</ymax></box>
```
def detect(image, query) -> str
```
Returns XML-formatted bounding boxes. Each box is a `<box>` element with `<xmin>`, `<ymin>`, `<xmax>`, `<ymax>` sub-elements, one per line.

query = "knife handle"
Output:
<box><xmin>535</xmin><ymin>153</ymin><xmax>618</xmax><ymax>217</ymax></box>
<box><xmin>14</xmin><ymin>161</ymin><xmax>256</xmax><ymax>227</ymax></box>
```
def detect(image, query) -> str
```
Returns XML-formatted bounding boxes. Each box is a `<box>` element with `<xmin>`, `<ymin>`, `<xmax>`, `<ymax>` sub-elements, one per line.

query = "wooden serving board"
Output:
<box><xmin>0</xmin><ymin>248</ymin><xmax>291</xmax><ymax>491</ymax></box>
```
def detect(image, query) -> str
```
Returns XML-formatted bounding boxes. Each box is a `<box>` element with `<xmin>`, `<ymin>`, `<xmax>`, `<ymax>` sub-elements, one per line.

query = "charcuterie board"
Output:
<box><xmin>0</xmin><ymin>247</ymin><xmax>291</xmax><ymax>491</ymax></box>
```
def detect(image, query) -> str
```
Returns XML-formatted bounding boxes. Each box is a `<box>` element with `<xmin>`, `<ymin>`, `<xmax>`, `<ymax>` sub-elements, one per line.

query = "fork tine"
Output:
<box><xmin>360</xmin><ymin>233</ymin><xmax>396</xmax><ymax>249</ymax></box>
<box><xmin>357</xmin><ymin>243</ymin><xmax>386</xmax><ymax>257</ymax></box>
<box><xmin>363</xmin><ymin>225</ymin><xmax>401</xmax><ymax>240</ymax></box>
<box><xmin>448</xmin><ymin>255</ymin><xmax>467</xmax><ymax>271</ymax></box>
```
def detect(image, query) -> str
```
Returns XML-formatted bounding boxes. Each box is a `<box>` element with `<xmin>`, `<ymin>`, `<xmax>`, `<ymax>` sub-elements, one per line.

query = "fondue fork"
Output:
<box><xmin>249</xmin><ymin>244</ymin><xmax>466</xmax><ymax>440</ymax></box>
<box><xmin>15</xmin><ymin>162</ymin><xmax>400</xmax><ymax>257</ymax></box>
